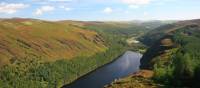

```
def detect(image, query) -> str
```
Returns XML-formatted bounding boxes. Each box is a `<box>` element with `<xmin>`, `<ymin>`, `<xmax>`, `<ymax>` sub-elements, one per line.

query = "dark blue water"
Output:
<box><xmin>63</xmin><ymin>51</ymin><xmax>142</xmax><ymax>88</ymax></box>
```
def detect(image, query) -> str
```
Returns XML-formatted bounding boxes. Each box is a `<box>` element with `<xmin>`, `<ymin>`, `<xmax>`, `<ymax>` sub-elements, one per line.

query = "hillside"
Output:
<box><xmin>140</xmin><ymin>19</ymin><xmax>200</xmax><ymax>69</ymax></box>
<box><xmin>0</xmin><ymin>18</ymin><xmax>114</xmax><ymax>88</ymax></box>
<box><xmin>0</xmin><ymin>18</ymin><xmax>107</xmax><ymax>67</ymax></box>
<box><xmin>140</xmin><ymin>20</ymin><xmax>200</xmax><ymax>87</ymax></box>
<box><xmin>140</xmin><ymin>19</ymin><xmax>200</xmax><ymax>46</ymax></box>
<box><xmin>106</xmin><ymin>19</ymin><xmax>200</xmax><ymax>88</ymax></box>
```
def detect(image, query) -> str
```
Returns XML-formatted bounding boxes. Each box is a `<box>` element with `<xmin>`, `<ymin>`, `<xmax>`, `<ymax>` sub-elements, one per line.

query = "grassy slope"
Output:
<box><xmin>0</xmin><ymin>18</ymin><xmax>107</xmax><ymax>66</ymax></box>
<box><xmin>105</xmin><ymin>70</ymin><xmax>165</xmax><ymax>88</ymax></box>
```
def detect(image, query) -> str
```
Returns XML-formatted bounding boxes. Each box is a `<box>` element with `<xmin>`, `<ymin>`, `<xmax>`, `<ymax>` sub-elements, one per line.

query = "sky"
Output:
<box><xmin>0</xmin><ymin>0</ymin><xmax>200</xmax><ymax>21</ymax></box>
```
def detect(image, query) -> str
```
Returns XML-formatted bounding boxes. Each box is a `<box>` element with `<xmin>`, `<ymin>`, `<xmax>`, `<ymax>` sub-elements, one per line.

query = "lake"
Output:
<box><xmin>63</xmin><ymin>51</ymin><xmax>142</xmax><ymax>88</ymax></box>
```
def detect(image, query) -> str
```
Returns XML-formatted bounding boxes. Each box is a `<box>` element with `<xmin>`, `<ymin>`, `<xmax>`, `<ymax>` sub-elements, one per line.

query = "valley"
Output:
<box><xmin>1</xmin><ymin>0</ymin><xmax>199</xmax><ymax>88</ymax></box>
<box><xmin>0</xmin><ymin>18</ymin><xmax>200</xmax><ymax>88</ymax></box>
<box><xmin>0</xmin><ymin>18</ymin><xmax>160</xmax><ymax>88</ymax></box>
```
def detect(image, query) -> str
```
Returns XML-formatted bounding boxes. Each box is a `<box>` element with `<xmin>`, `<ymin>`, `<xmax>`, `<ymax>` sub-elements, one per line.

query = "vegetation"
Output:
<box><xmin>140</xmin><ymin>21</ymin><xmax>200</xmax><ymax>87</ymax></box>
<box><xmin>105</xmin><ymin>70</ymin><xmax>167</xmax><ymax>88</ymax></box>
<box><xmin>106</xmin><ymin>77</ymin><xmax>165</xmax><ymax>88</ymax></box>
<box><xmin>107</xmin><ymin>20</ymin><xmax>200</xmax><ymax>88</ymax></box>
<box><xmin>0</xmin><ymin>18</ymin><xmax>107</xmax><ymax>66</ymax></box>
<box><xmin>170</xmin><ymin>26</ymin><xmax>200</xmax><ymax>86</ymax></box>
<box><xmin>0</xmin><ymin>44</ymin><xmax>126</xmax><ymax>88</ymax></box>
<box><xmin>0</xmin><ymin>18</ymin><xmax>153</xmax><ymax>88</ymax></box>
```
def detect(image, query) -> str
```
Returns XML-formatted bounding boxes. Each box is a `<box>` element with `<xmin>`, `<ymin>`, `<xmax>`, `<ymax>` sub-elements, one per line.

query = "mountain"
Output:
<box><xmin>131</xmin><ymin>20</ymin><xmax>176</xmax><ymax>29</ymax></box>
<box><xmin>59</xmin><ymin>21</ymin><xmax>146</xmax><ymax>36</ymax></box>
<box><xmin>140</xmin><ymin>19</ymin><xmax>199</xmax><ymax>46</ymax></box>
<box><xmin>0</xmin><ymin>18</ymin><xmax>107</xmax><ymax>67</ymax></box>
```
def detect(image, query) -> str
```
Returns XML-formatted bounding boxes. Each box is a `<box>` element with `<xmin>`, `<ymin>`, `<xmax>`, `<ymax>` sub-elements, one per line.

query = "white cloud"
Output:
<box><xmin>125</xmin><ymin>10</ymin><xmax>130</xmax><ymax>14</ymax></box>
<box><xmin>60</xmin><ymin>6</ymin><xmax>71</xmax><ymax>11</ymax></box>
<box><xmin>129</xmin><ymin>5</ymin><xmax>139</xmax><ymax>9</ymax></box>
<box><xmin>0</xmin><ymin>2</ymin><xmax>29</xmax><ymax>14</ymax></box>
<box><xmin>122</xmin><ymin>0</ymin><xmax>152</xmax><ymax>5</ymax></box>
<box><xmin>103</xmin><ymin>7</ymin><xmax>113</xmax><ymax>14</ymax></box>
<box><xmin>64</xmin><ymin>7</ymin><xmax>71</xmax><ymax>11</ymax></box>
<box><xmin>143</xmin><ymin>12</ymin><xmax>148</xmax><ymax>16</ymax></box>
<box><xmin>35</xmin><ymin>5</ymin><xmax>54</xmax><ymax>15</ymax></box>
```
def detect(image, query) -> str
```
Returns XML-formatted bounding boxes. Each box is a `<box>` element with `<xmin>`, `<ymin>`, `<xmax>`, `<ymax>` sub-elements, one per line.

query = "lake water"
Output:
<box><xmin>62</xmin><ymin>51</ymin><xmax>142</xmax><ymax>88</ymax></box>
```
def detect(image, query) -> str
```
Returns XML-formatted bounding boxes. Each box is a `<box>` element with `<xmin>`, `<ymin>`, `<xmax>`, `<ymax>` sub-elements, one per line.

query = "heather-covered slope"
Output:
<box><xmin>0</xmin><ymin>18</ymin><xmax>106</xmax><ymax>66</ymax></box>
<box><xmin>0</xmin><ymin>18</ymin><xmax>111</xmax><ymax>88</ymax></box>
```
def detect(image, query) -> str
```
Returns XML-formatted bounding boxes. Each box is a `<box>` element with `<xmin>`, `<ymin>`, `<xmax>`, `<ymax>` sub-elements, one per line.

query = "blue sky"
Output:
<box><xmin>0</xmin><ymin>0</ymin><xmax>200</xmax><ymax>21</ymax></box>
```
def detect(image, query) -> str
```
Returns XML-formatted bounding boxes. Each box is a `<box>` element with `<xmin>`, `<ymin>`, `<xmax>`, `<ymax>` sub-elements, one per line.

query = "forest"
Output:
<box><xmin>152</xmin><ymin>24</ymin><xmax>200</xmax><ymax>87</ymax></box>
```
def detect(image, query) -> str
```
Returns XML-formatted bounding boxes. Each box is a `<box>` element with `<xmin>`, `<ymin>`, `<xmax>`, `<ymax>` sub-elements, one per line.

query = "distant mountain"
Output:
<box><xmin>140</xmin><ymin>19</ymin><xmax>200</xmax><ymax>46</ymax></box>
<box><xmin>58</xmin><ymin>20</ymin><xmax>169</xmax><ymax>36</ymax></box>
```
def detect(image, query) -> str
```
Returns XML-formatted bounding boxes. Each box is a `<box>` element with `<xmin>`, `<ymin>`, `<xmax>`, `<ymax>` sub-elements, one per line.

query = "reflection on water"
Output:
<box><xmin>63</xmin><ymin>51</ymin><xmax>142</xmax><ymax>88</ymax></box>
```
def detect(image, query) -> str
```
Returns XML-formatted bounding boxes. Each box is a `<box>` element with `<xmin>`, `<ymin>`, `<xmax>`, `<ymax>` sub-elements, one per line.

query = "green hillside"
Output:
<box><xmin>142</xmin><ymin>22</ymin><xmax>200</xmax><ymax>87</ymax></box>
<box><xmin>106</xmin><ymin>19</ymin><xmax>200</xmax><ymax>88</ymax></box>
